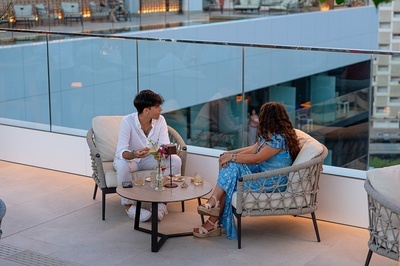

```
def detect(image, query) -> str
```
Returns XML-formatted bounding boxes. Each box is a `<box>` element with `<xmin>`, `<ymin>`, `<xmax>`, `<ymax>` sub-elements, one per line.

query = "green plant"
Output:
<box><xmin>369</xmin><ymin>155</ymin><xmax>400</xmax><ymax>168</ymax></box>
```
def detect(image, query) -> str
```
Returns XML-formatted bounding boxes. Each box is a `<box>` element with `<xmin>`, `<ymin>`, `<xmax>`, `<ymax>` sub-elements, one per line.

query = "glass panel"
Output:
<box><xmin>48</xmin><ymin>34</ymin><xmax>137</xmax><ymax>134</ymax></box>
<box><xmin>0</xmin><ymin>32</ymin><xmax>50</xmax><ymax>130</ymax></box>
<box><xmin>138</xmin><ymin>40</ymin><xmax>243</xmax><ymax>147</ymax></box>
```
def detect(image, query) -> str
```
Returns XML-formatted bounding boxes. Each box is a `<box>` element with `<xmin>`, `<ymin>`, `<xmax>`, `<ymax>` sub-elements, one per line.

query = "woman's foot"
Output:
<box><xmin>193</xmin><ymin>219</ymin><xmax>221</xmax><ymax>238</ymax></box>
<box><xmin>197</xmin><ymin>195</ymin><xmax>220</xmax><ymax>216</ymax></box>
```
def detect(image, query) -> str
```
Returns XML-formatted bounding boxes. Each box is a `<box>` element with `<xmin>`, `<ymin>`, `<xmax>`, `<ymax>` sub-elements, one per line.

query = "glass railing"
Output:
<box><xmin>0</xmin><ymin>25</ymin><xmax>398</xmax><ymax>171</ymax></box>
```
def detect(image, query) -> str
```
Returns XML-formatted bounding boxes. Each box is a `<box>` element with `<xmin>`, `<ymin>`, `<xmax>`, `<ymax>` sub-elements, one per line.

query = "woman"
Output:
<box><xmin>193</xmin><ymin>102</ymin><xmax>300</xmax><ymax>239</ymax></box>
<box><xmin>247</xmin><ymin>109</ymin><xmax>259</xmax><ymax>145</ymax></box>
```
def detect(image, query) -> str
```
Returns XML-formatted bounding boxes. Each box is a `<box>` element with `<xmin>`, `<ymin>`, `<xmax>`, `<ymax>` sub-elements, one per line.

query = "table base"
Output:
<box><xmin>134</xmin><ymin>200</ymin><xmax>204</xmax><ymax>252</ymax></box>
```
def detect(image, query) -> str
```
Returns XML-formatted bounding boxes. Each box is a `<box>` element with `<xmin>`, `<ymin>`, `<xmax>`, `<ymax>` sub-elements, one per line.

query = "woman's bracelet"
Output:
<box><xmin>231</xmin><ymin>154</ymin><xmax>237</xmax><ymax>162</ymax></box>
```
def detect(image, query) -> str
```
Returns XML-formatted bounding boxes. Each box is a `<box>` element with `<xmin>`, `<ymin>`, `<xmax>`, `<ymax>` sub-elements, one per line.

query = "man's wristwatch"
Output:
<box><xmin>131</xmin><ymin>150</ymin><xmax>135</xmax><ymax>159</ymax></box>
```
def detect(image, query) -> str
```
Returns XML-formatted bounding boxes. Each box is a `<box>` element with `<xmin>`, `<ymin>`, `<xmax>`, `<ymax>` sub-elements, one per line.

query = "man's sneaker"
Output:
<box><xmin>157</xmin><ymin>203</ymin><xmax>168</xmax><ymax>221</ymax></box>
<box><xmin>125</xmin><ymin>205</ymin><xmax>151</xmax><ymax>222</ymax></box>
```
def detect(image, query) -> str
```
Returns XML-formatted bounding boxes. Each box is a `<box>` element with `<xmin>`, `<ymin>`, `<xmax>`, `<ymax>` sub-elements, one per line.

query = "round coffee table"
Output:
<box><xmin>117</xmin><ymin>176</ymin><xmax>212</xmax><ymax>252</ymax></box>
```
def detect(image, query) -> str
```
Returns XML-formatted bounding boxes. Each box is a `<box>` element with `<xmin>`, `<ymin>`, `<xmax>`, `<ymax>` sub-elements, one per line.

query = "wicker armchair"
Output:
<box><xmin>231</xmin><ymin>129</ymin><xmax>328</xmax><ymax>249</ymax></box>
<box><xmin>364</xmin><ymin>177</ymin><xmax>400</xmax><ymax>265</ymax></box>
<box><xmin>61</xmin><ymin>2</ymin><xmax>83</xmax><ymax>25</ymax></box>
<box><xmin>12</xmin><ymin>4</ymin><xmax>36</xmax><ymax>28</ymax></box>
<box><xmin>86</xmin><ymin>116</ymin><xmax>187</xmax><ymax>220</ymax></box>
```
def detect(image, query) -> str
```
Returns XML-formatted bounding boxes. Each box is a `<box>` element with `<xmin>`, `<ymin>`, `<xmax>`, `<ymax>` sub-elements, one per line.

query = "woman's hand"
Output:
<box><xmin>219</xmin><ymin>153</ymin><xmax>232</xmax><ymax>168</ymax></box>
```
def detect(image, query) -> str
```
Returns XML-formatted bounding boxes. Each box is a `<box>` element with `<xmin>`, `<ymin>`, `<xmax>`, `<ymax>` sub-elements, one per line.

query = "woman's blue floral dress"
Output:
<box><xmin>217</xmin><ymin>134</ymin><xmax>293</xmax><ymax>240</ymax></box>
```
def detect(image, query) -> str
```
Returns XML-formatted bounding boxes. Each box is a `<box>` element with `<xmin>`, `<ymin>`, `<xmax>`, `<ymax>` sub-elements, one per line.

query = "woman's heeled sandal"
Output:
<box><xmin>197</xmin><ymin>195</ymin><xmax>220</xmax><ymax>216</ymax></box>
<box><xmin>193</xmin><ymin>219</ymin><xmax>221</xmax><ymax>238</ymax></box>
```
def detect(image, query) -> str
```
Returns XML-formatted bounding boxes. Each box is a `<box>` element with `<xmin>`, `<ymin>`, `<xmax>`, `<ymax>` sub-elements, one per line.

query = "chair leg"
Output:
<box><xmin>102</xmin><ymin>189</ymin><xmax>106</xmax><ymax>221</ymax></box>
<box><xmin>364</xmin><ymin>249</ymin><xmax>373</xmax><ymax>266</ymax></box>
<box><xmin>311</xmin><ymin>212</ymin><xmax>321</xmax><ymax>242</ymax></box>
<box><xmin>237</xmin><ymin>214</ymin><xmax>242</xmax><ymax>249</ymax></box>
<box><xmin>93</xmin><ymin>183</ymin><xmax>98</xmax><ymax>200</ymax></box>
<box><xmin>181</xmin><ymin>201</ymin><xmax>185</xmax><ymax>212</ymax></box>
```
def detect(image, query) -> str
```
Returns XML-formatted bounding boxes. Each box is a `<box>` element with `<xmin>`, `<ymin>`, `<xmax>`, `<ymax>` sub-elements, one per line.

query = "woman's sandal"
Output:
<box><xmin>197</xmin><ymin>195</ymin><xmax>220</xmax><ymax>216</ymax></box>
<box><xmin>193</xmin><ymin>219</ymin><xmax>221</xmax><ymax>238</ymax></box>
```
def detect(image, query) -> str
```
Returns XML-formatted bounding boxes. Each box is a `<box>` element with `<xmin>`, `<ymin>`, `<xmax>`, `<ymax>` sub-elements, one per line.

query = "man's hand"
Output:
<box><xmin>136</xmin><ymin>147</ymin><xmax>150</xmax><ymax>158</ymax></box>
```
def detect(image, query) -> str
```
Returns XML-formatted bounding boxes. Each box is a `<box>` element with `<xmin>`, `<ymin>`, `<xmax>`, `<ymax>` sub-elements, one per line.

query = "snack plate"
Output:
<box><xmin>167</xmin><ymin>176</ymin><xmax>185</xmax><ymax>182</ymax></box>
<box><xmin>145</xmin><ymin>175</ymin><xmax>185</xmax><ymax>182</ymax></box>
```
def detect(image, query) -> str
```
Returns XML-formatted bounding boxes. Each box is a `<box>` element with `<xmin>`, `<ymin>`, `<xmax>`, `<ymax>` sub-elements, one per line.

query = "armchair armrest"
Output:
<box><xmin>86</xmin><ymin>128</ymin><xmax>108</xmax><ymax>189</ymax></box>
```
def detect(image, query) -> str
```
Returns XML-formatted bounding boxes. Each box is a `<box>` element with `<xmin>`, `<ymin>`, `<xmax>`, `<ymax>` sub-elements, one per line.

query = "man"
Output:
<box><xmin>113</xmin><ymin>90</ymin><xmax>182</xmax><ymax>221</ymax></box>
<box><xmin>107</xmin><ymin>0</ymin><xmax>128</xmax><ymax>21</ymax></box>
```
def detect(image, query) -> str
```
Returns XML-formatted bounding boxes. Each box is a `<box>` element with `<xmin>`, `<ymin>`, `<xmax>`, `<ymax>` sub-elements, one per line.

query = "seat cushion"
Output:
<box><xmin>92</xmin><ymin>116</ymin><xmax>123</xmax><ymax>162</ymax></box>
<box><xmin>61</xmin><ymin>2</ymin><xmax>80</xmax><ymax>13</ymax></box>
<box><xmin>292</xmin><ymin>136</ymin><xmax>323</xmax><ymax>166</ymax></box>
<box><xmin>249</xmin><ymin>0</ymin><xmax>261</xmax><ymax>5</ymax></box>
<box><xmin>36</xmin><ymin>3</ymin><xmax>45</xmax><ymax>10</ymax></box>
<box><xmin>286</xmin><ymin>132</ymin><xmax>323</xmax><ymax>193</ymax></box>
<box><xmin>367</xmin><ymin>165</ymin><xmax>400</xmax><ymax>207</ymax></box>
<box><xmin>103</xmin><ymin>161</ymin><xmax>118</xmax><ymax>187</ymax></box>
<box><xmin>13</xmin><ymin>5</ymin><xmax>34</xmax><ymax>18</ymax></box>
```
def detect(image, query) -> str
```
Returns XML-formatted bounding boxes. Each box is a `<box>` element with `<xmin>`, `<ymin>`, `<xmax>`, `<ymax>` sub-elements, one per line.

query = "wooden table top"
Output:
<box><xmin>116</xmin><ymin>176</ymin><xmax>212</xmax><ymax>203</ymax></box>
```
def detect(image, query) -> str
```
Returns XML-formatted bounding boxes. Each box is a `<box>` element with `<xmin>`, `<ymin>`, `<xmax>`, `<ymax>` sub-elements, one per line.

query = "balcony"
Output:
<box><xmin>0</xmin><ymin>5</ymin><xmax>399</xmax><ymax>265</ymax></box>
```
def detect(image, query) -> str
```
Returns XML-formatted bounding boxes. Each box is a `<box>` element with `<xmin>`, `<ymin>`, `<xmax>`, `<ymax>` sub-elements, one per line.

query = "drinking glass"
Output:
<box><xmin>194</xmin><ymin>172</ymin><xmax>203</xmax><ymax>186</ymax></box>
<box><xmin>134</xmin><ymin>173</ymin><xmax>145</xmax><ymax>186</ymax></box>
<box><xmin>150</xmin><ymin>171</ymin><xmax>157</xmax><ymax>188</ymax></box>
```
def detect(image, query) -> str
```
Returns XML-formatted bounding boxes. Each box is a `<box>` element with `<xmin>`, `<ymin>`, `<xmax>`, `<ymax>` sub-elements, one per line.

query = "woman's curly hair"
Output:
<box><xmin>258</xmin><ymin>102</ymin><xmax>300</xmax><ymax>161</ymax></box>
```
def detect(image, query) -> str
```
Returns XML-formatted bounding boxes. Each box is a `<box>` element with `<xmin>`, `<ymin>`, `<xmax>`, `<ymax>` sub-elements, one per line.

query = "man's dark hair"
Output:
<box><xmin>133</xmin><ymin>90</ymin><xmax>164</xmax><ymax>114</ymax></box>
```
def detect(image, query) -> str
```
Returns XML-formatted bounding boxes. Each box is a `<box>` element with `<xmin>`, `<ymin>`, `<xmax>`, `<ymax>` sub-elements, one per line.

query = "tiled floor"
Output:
<box><xmin>0</xmin><ymin>160</ymin><xmax>397</xmax><ymax>266</ymax></box>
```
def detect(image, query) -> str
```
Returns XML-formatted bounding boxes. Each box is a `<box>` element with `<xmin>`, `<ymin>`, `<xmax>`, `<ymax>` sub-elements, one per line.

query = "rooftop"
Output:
<box><xmin>0</xmin><ymin>160</ymin><xmax>396</xmax><ymax>266</ymax></box>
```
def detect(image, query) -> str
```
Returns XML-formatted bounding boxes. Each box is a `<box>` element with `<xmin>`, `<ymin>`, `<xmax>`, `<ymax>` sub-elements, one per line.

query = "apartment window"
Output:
<box><xmin>377</xmin><ymin>86</ymin><xmax>388</xmax><ymax>93</ymax></box>
<box><xmin>379</xmin><ymin>44</ymin><xmax>390</xmax><ymax>50</ymax></box>
<box><xmin>390</xmin><ymin>97</ymin><xmax>400</xmax><ymax>103</ymax></box>
<box><xmin>376</xmin><ymin>107</ymin><xmax>386</xmax><ymax>114</ymax></box>
<box><xmin>392</xmin><ymin>54</ymin><xmax>400</xmax><ymax>61</ymax></box>
<box><xmin>380</xmin><ymin>22</ymin><xmax>391</xmax><ymax>28</ymax></box>
<box><xmin>390</xmin><ymin>76</ymin><xmax>400</xmax><ymax>82</ymax></box>
<box><xmin>393</xmin><ymin>34</ymin><xmax>400</xmax><ymax>39</ymax></box>
<box><xmin>378</xmin><ymin>65</ymin><xmax>389</xmax><ymax>72</ymax></box>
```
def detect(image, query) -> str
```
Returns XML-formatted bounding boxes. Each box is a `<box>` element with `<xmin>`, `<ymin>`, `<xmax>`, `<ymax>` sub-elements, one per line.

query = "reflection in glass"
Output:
<box><xmin>164</xmin><ymin>60</ymin><xmax>371</xmax><ymax>170</ymax></box>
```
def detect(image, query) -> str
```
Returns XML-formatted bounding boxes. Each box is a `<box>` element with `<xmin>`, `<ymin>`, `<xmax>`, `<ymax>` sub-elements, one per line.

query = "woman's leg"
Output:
<box><xmin>203</xmin><ymin>184</ymin><xmax>225</xmax><ymax>208</ymax></box>
<box><xmin>194</xmin><ymin>185</ymin><xmax>226</xmax><ymax>233</ymax></box>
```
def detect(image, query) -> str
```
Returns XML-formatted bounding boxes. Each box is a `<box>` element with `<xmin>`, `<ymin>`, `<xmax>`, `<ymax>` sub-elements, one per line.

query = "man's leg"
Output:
<box><xmin>114</xmin><ymin>158</ymin><xmax>151</xmax><ymax>221</ymax></box>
